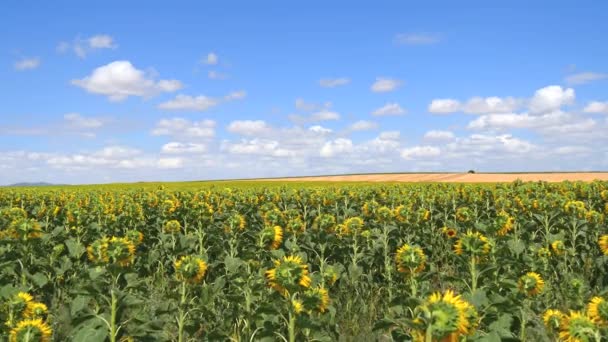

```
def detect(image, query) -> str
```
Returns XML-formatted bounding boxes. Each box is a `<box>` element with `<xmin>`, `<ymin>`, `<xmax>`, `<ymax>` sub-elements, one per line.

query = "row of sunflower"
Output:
<box><xmin>1</xmin><ymin>181</ymin><xmax>608</xmax><ymax>340</ymax></box>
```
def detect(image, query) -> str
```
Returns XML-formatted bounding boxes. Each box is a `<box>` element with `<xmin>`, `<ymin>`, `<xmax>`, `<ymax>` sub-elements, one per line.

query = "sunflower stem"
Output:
<box><xmin>177</xmin><ymin>281</ymin><xmax>187</xmax><ymax>342</ymax></box>
<box><xmin>470</xmin><ymin>256</ymin><xmax>477</xmax><ymax>292</ymax></box>
<box><xmin>110</xmin><ymin>282</ymin><xmax>118</xmax><ymax>342</ymax></box>
<box><xmin>288</xmin><ymin>311</ymin><xmax>296</xmax><ymax>342</ymax></box>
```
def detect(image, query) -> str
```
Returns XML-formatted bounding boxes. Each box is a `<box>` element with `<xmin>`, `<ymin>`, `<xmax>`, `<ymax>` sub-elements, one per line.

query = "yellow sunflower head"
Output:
<box><xmin>343</xmin><ymin>217</ymin><xmax>365</xmax><ymax>235</ymax></box>
<box><xmin>441</xmin><ymin>227</ymin><xmax>458</xmax><ymax>239</ymax></box>
<box><xmin>285</xmin><ymin>216</ymin><xmax>305</xmax><ymax>234</ymax></box>
<box><xmin>543</xmin><ymin>309</ymin><xmax>564</xmax><ymax>331</ymax></box>
<box><xmin>455</xmin><ymin>207</ymin><xmax>472</xmax><ymax>222</ymax></box>
<box><xmin>24</xmin><ymin>302</ymin><xmax>48</xmax><ymax>319</ymax></box>
<box><xmin>453</xmin><ymin>231</ymin><xmax>491</xmax><ymax>257</ymax></box>
<box><xmin>9</xmin><ymin>318</ymin><xmax>52</xmax><ymax>342</ymax></box>
<box><xmin>587</xmin><ymin>296</ymin><xmax>608</xmax><ymax>325</ymax></box>
<box><xmin>518</xmin><ymin>272</ymin><xmax>545</xmax><ymax>296</ymax></box>
<box><xmin>598</xmin><ymin>235</ymin><xmax>608</xmax><ymax>255</ymax></box>
<box><xmin>291</xmin><ymin>299</ymin><xmax>304</xmax><ymax>315</ymax></box>
<box><xmin>106</xmin><ymin>237</ymin><xmax>136</xmax><ymax>267</ymax></box>
<box><xmin>395</xmin><ymin>244</ymin><xmax>426</xmax><ymax>274</ymax></box>
<box><xmin>265</xmin><ymin>255</ymin><xmax>311</xmax><ymax>296</ymax></box>
<box><xmin>260</xmin><ymin>225</ymin><xmax>283</xmax><ymax>250</ymax></box>
<box><xmin>559</xmin><ymin>311</ymin><xmax>597</xmax><ymax>342</ymax></box>
<box><xmin>322</xmin><ymin>266</ymin><xmax>339</xmax><ymax>286</ymax></box>
<box><xmin>312</xmin><ymin>214</ymin><xmax>336</xmax><ymax>232</ymax></box>
<box><xmin>174</xmin><ymin>255</ymin><xmax>208</xmax><ymax>284</ymax></box>
<box><xmin>551</xmin><ymin>240</ymin><xmax>566</xmax><ymax>256</ymax></box>
<box><xmin>421</xmin><ymin>290</ymin><xmax>474</xmax><ymax>339</ymax></box>
<box><xmin>537</xmin><ymin>247</ymin><xmax>552</xmax><ymax>259</ymax></box>
<box><xmin>496</xmin><ymin>211</ymin><xmax>515</xmax><ymax>236</ymax></box>
<box><xmin>126</xmin><ymin>230</ymin><xmax>144</xmax><ymax>247</ymax></box>
<box><xmin>163</xmin><ymin>220</ymin><xmax>182</xmax><ymax>234</ymax></box>
<box><xmin>375</xmin><ymin>206</ymin><xmax>394</xmax><ymax>223</ymax></box>
<box><xmin>302</xmin><ymin>287</ymin><xmax>330</xmax><ymax>313</ymax></box>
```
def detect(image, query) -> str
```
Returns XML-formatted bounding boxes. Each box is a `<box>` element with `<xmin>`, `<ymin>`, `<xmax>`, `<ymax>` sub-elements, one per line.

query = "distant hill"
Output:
<box><xmin>5</xmin><ymin>182</ymin><xmax>61</xmax><ymax>187</ymax></box>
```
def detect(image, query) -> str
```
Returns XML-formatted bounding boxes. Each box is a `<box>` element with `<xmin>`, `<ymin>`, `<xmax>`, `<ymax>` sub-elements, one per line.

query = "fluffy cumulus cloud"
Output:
<box><xmin>428</xmin><ymin>97</ymin><xmax>522</xmax><ymax>114</ymax></box>
<box><xmin>394</xmin><ymin>32</ymin><xmax>441</xmax><ymax>45</ymax></box>
<box><xmin>222</xmin><ymin>139</ymin><xmax>295</xmax><ymax>157</ymax></box>
<box><xmin>320</xmin><ymin>138</ymin><xmax>354</xmax><ymax>157</ymax></box>
<box><xmin>204</xmin><ymin>52</ymin><xmax>219</xmax><ymax>65</ymax></box>
<box><xmin>371</xmin><ymin>77</ymin><xmax>402</xmax><ymax>93</ymax></box>
<box><xmin>372</xmin><ymin>102</ymin><xmax>406</xmax><ymax>116</ymax></box>
<box><xmin>349</xmin><ymin>120</ymin><xmax>378</xmax><ymax>131</ymax></box>
<box><xmin>428</xmin><ymin>99</ymin><xmax>461</xmax><ymax>113</ymax></box>
<box><xmin>401</xmin><ymin>146</ymin><xmax>441</xmax><ymax>160</ymax></box>
<box><xmin>151</xmin><ymin>118</ymin><xmax>215</xmax><ymax>138</ymax></box>
<box><xmin>424</xmin><ymin>130</ymin><xmax>455</xmax><ymax>141</ymax></box>
<box><xmin>308</xmin><ymin>125</ymin><xmax>332</xmax><ymax>134</ymax></box>
<box><xmin>72</xmin><ymin>61</ymin><xmax>182</xmax><ymax>101</ymax></box>
<box><xmin>158</xmin><ymin>90</ymin><xmax>246</xmax><ymax>111</ymax></box>
<box><xmin>14</xmin><ymin>57</ymin><xmax>41</xmax><ymax>71</ymax></box>
<box><xmin>528</xmin><ymin>85</ymin><xmax>575</xmax><ymax>114</ymax></box>
<box><xmin>63</xmin><ymin>113</ymin><xmax>104</xmax><ymax>129</ymax></box>
<box><xmin>161</xmin><ymin>142</ymin><xmax>206</xmax><ymax>154</ymax></box>
<box><xmin>584</xmin><ymin>101</ymin><xmax>608</xmax><ymax>114</ymax></box>
<box><xmin>319</xmin><ymin>78</ymin><xmax>350</xmax><ymax>88</ymax></box>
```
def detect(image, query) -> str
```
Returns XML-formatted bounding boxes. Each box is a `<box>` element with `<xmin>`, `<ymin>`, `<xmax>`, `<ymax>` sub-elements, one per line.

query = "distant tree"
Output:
<box><xmin>467</xmin><ymin>170</ymin><xmax>476</xmax><ymax>174</ymax></box>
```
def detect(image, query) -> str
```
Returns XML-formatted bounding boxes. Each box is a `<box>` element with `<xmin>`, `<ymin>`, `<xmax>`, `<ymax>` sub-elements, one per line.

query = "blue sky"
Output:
<box><xmin>1</xmin><ymin>0</ymin><xmax>607</xmax><ymax>184</ymax></box>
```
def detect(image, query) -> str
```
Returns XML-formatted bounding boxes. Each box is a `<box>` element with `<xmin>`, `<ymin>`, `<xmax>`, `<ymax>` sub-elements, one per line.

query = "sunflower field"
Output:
<box><xmin>1</xmin><ymin>180</ymin><xmax>608</xmax><ymax>341</ymax></box>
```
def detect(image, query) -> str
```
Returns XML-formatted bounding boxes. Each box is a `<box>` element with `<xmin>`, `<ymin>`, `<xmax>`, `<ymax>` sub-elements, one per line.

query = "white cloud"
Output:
<box><xmin>295</xmin><ymin>98</ymin><xmax>331</xmax><ymax>112</ymax></box>
<box><xmin>319</xmin><ymin>78</ymin><xmax>350</xmax><ymax>88</ymax></box>
<box><xmin>161</xmin><ymin>142</ymin><xmax>206</xmax><ymax>154</ymax></box>
<box><xmin>372</xmin><ymin>102</ymin><xmax>406</xmax><ymax>116</ymax></box>
<box><xmin>371</xmin><ymin>77</ymin><xmax>402</xmax><ymax>93</ymax></box>
<box><xmin>204</xmin><ymin>52</ymin><xmax>219</xmax><ymax>65</ymax></box>
<box><xmin>462</xmin><ymin>96</ymin><xmax>522</xmax><ymax>114</ymax></box>
<box><xmin>88</xmin><ymin>34</ymin><xmax>116</xmax><ymax>49</ymax></box>
<box><xmin>94</xmin><ymin>146</ymin><xmax>142</xmax><ymax>159</ymax></box>
<box><xmin>529</xmin><ymin>85</ymin><xmax>575</xmax><ymax>114</ymax></box>
<box><xmin>424</xmin><ymin>130</ymin><xmax>455</xmax><ymax>141</ymax></box>
<box><xmin>63</xmin><ymin>113</ymin><xmax>104</xmax><ymax>129</ymax></box>
<box><xmin>401</xmin><ymin>146</ymin><xmax>441</xmax><ymax>160</ymax></box>
<box><xmin>158</xmin><ymin>95</ymin><xmax>218</xmax><ymax>111</ymax></box>
<box><xmin>157</xmin><ymin>158</ymin><xmax>184</xmax><ymax>169</ymax></box>
<box><xmin>152</xmin><ymin>118</ymin><xmax>215</xmax><ymax>138</ymax></box>
<box><xmin>224</xmin><ymin>90</ymin><xmax>247</xmax><ymax>100</ymax></box>
<box><xmin>584</xmin><ymin>101</ymin><xmax>608</xmax><ymax>114</ymax></box>
<box><xmin>208</xmin><ymin>70</ymin><xmax>228</xmax><ymax>80</ymax></box>
<box><xmin>565</xmin><ymin>72</ymin><xmax>608</xmax><ymax>85</ymax></box>
<box><xmin>222</xmin><ymin>139</ymin><xmax>295</xmax><ymax>157</ymax></box>
<box><xmin>428</xmin><ymin>99</ymin><xmax>461</xmax><ymax>114</ymax></box>
<box><xmin>14</xmin><ymin>57</ymin><xmax>40</xmax><ymax>71</ymax></box>
<box><xmin>311</xmin><ymin>110</ymin><xmax>340</xmax><ymax>121</ymax></box>
<box><xmin>320</xmin><ymin>138</ymin><xmax>353</xmax><ymax>157</ymax></box>
<box><xmin>349</xmin><ymin>120</ymin><xmax>378</xmax><ymax>131</ymax></box>
<box><xmin>227</xmin><ymin>120</ymin><xmax>270</xmax><ymax>136</ymax></box>
<box><xmin>72</xmin><ymin>61</ymin><xmax>182</xmax><ymax>101</ymax></box>
<box><xmin>308</xmin><ymin>125</ymin><xmax>333</xmax><ymax>134</ymax></box>
<box><xmin>58</xmin><ymin>34</ymin><xmax>117</xmax><ymax>58</ymax></box>
<box><xmin>395</xmin><ymin>33</ymin><xmax>441</xmax><ymax>45</ymax></box>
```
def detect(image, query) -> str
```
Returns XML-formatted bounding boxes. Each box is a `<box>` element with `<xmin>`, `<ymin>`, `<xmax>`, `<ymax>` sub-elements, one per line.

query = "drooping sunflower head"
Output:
<box><xmin>285</xmin><ymin>216</ymin><xmax>305</xmax><ymax>234</ymax></box>
<box><xmin>263</xmin><ymin>208</ymin><xmax>286</xmax><ymax>227</ymax></box>
<box><xmin>422</xmin><ymin>290</ymin><xmax>472</xmax><ymax>339</ymax></box>
<box><xmin>518</xmin><ymin>272</ymin><xmax>545</xmax><ymax>296</ymax></box>
<box><xmin>9</xmin><ymin>292</ymin><xmax>33</xmax><ymax>320</ymax></box>
<box><xmin>537</xmin><ymin>247</ymin><xmax>552</xmax><ymax>258</ymax></box>
<box><xmin>9</xmin><ymin>218</ymin><xmax>43</xmax><ymax>240</ymax></box>
<box><xmin>441</xmin><ymin>227</ymin><xmax>458</xmax><ymax>239</ymax></box>
<box><xmin>265</xmin><ymin>255</ymin><xmax>311</xmax><ymax>296</ymax></box>
<box><xmin>291</xmin><ymin>299</ymin><xmax>304</xmax><ymax>315</ymax></box>
<box><xmin>559</xmin><ymin>311</ymin><xmax>597</xmax><ymax>342</ymax></box>
<box><xmin>394</xmin><ymin>205</ymin><xmax>409</xmax><ymax>223</ymax></box>
<box><xmin>587</xmin><ymin>296</ymin><xmax>608</xmax><ymax>325</ymax></box>
<box><xmin>343</xmin><ymin>217</ymin><xmax>365</xmax><ymax>235</ymax></box>
<box><xmin>496</xmin><ymin>211</ymin><xmax>515</xmax><ymax>236</ymax></box>
<box><xmin>362</xmin><ymin>200</ymin><xmax>379</xmax><ymax>217</ymax></box>
<box><xmin>585</xmin><ymin>210</ymin><xmax>604</xmax><ymax>225</ymax></box>
<box><xmin>322</xmin><ymin>265</ymin><xmax>339</xmax><ymax>286</ymax></box>
<box><xmin>375</xmin><ymin>206</ymin><xmax>394</xmax><ymax>223</ymax></box>
<box><xmin>174</xmin><ymin>255</ymin><xmax>208</xmax><ymax>284</ymax></box>
<box><xmin>395</xmin><ymin>244</ymin><xmax>426</xmax><ymax>274</ymax></box>
<box><xmin>9</xmin><ymin>318</ymin><xmax>52</xmax><ymax>342</ymax></box>
<box><xmin>598</xmin><ymin>235</ymin><xmax>608</xmax><ymax>255</ymax></box>
<box><xmin>455</xmin><ymin>207</ymin><xmax>472</xmax><ymax>222</ymax></box>
<box><xmin>24</xmin><ymin>302</ymin><xmax>48</xmax><ymax>319</ymax></box>
<box><xmin>302</xmin><ymin>287</ymin><xmax>330</xmax><ymax>313</ymax></box>
<box><xmin>260</xmin><ymin>225</ymin><xmax>283</xmax><ymax>250</ymax></box>
<box><xmin>551</xmin><ymin>240</ymin><xmax>566</xmax><ymax>256</ymax></box>
<box><xmin>87</xmin><ymin>237</ymin><xmax>110</xmax><ymax>264</ymax></box>
<box><xmin>162</xmin><ymin>199</ymin><xmax>177</xmax><ymax>215</ymax></box>
<box><xmin>163</xmin><ymin>220</ymin><xmax>182</xmax><ymax>234</ymax></box>
<box><xmin>125</xmin><ymin>230</ymin><xmax>144</xmax><ymax>247</ymax></box>
<box><xmin>453</xmin><ymin>231</ymin><xmax>491</xmax><ymax>257</ymax></box>
<box><xmin>106</xmin><ymin>237</ymin><xmax>136</xmax><ymax>267</ymax></box>
<box><xmin>564</xmin><ymin>200</ymin><xmax>586</xmax><ymax>218</ymax></box>
<box><xmin>543</xmin><ymin>309</ymin><xmax>564</xmax><ymax>331</ymax></box>
<box><xmin>312</xmin><ymin>214</ymin><xmax>336</xmax><ymax>232</ymax></box>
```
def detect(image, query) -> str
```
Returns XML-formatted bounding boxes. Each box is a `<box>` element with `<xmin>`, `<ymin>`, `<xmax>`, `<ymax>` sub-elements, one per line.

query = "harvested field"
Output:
<box><xmin>265</xmin><ymin>172</ymin><xmax>608</xmax><ymax>183</ymax></box>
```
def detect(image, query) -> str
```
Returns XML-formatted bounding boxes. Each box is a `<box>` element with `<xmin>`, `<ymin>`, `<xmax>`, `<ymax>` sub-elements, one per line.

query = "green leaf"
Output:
<box><xmin>65</xmin><ymin>238</ymin><xmax>86</xmax><ymax>259</ymax></box>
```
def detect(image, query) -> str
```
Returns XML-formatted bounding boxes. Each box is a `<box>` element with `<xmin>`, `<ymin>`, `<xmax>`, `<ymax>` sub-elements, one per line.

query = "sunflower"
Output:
<box><xmin>551</xmin><ymin>240</ymin><xmax>566</xmax><ymax>256</ymax></box>
<box><xmin>285</xmin><ymin>216</ymin><xmax>305</xmax><ymax>234</ymax></box>
<box><xmin>496</xmin><ymin>211</ymin><xmax>515</xmax><ymax>236</ymax></box>
<box><xmin>174</xmin><ymin>255</ymin><xmax>208</xmax><ymax>284</ymax></box>
<box><xmin>291</xmin><ymin>299</ymin><xmax>304</xmax><ymax>315</ymax></box>
<box><xmin>9</xmin><ymin>319</ymin><xmax>52</xmax><ymax>342</ymax></box>
<box><xmin>375</xmin><ymin>206</ymin><xmax>394</xmax><ymax>223</ymax></box>
<box><xmin>343</xmin><ymin>217</ymin><xmax>365</xmax><ymax>235</ymax></box>
<box><xmin>395</xmin><ymin>244</ymin><xmax>426</xmax><ymax>274</ymax></box>
<box><xmin>164</xmin><ymin>220</ymin><xmax>182</xmax><ymax>234</ymax></box>
<box><xmin>312</xmin><ymin>214</ymin><xmax>336</xmax><ymax>232</ymax></box>
<box><xmin>302</xmin><ymin>287</ymin><xmax>330</xmax><ymax>313</ymax></box>
<box><xmin>518</xmin><ymin>272</ymin><xmax>545</xmax><ymax>296</ymax></box>
<box><xmin>537</xmin><ymin>247</ymin><xmax>552</xmax><ymax>258</ymax></box>
<box><xmin>24</xmin><ymin>302</ymin><xmax>48</xmax><ymax>319</ymax></box>
<box><xmin>260</xmin><ymin>225</ymin><xmax>283</xmax><ymax>249</ymax></box>
<box><xmin>441</xmin><ymin>227</ymin><xmax>458</xmax><ymax>239</ymax></box>
<box><xmin>559</xmin><ymin>311</ymin><xmax>597</xmax><ymax>342</ymax></box>
<box><xmin>106</xmin><ymin>237</ymin><xmax>136</xmax><ymax>267</ymax></box>
<box><xmin>322</xmin><ymin>266</ymin><xmax>339</xmax><ymax>286</ymax></box>
<box><xmin>587</xmin><ymin>296</ymin><xmax>608</xmax><ymax>325</ymax></box>
<box><xmin>87</xmin><ymin>237</ymin><xmax>110</xmax><ymax>264</ymax></box>
<box><xmin>265</xmin><ymin>255</ymin><xmax>311</xmax><ymax>296</ymax></box>
<box><xmin>455</xmin><ymin>207</ymin><xmax>472</xmax><ymax>222</ymax></box>
<box><xmin>419</xmin><ymin>290</ymin><xmax>474</xmax><ymax>339</ymax></box>
<box><xmin>598</xmin><ymin>235</ymin><xmax>608</xmax><ymax>255</ymax></box>
<box><xmin>126</xmin><ymin>230</ymin><xmax>144</xmax><ymax>247</ymax></box>
<box><xmin>453</xmin><ymin>231</ymin><xmax>491</xmax><ymax>257</ymax></box>
<box><xmin>543</xmin><ymin>309</ymin><xmax>564</xmax><ymax>331</ymax></box>
<box><xmin>394</xmin><ymin>205</ymin><xmax>409</xmax><ymax>223</ymax></box>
